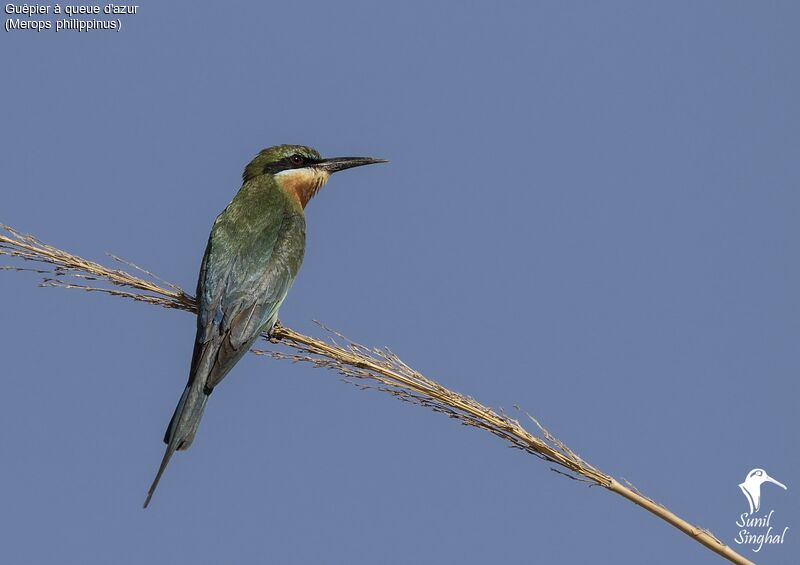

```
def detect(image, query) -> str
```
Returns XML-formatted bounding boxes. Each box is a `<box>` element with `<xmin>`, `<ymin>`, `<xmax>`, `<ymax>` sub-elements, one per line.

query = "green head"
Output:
<box><xmin>242</xmin><ymin>144</ymin><xmax>386</xmax><ymax>208</ymax></box>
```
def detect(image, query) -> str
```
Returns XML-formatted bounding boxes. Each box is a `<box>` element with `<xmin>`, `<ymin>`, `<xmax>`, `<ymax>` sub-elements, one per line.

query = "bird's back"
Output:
<box><xmin>191</xmin><ymin>177</ymin><xmax>306</xmax><ymax>391</ymax></box>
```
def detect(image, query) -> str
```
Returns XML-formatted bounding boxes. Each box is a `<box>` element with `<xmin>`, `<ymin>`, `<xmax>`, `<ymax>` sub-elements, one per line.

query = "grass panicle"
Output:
<box><xmin>0</xmin><ymin>223</ymin><xmax>753</xmax><ymax>565</ymax></box>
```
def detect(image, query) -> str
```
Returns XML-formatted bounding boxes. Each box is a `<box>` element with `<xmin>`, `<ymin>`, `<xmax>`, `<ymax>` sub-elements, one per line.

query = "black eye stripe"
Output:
<box><xmin>262</xmin><ymin>155</ymin><xmax>318</xmax><ymax>175</ymax></box>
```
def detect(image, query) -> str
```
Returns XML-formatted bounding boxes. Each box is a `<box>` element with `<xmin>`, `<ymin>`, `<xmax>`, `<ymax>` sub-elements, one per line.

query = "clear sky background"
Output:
<box><xmin>1</xmin><ymin>2</ymin><xmax>797</xmax><ymax>564</ymax></box>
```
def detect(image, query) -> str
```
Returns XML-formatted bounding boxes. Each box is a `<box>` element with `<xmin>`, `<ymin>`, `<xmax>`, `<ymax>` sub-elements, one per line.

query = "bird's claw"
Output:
<box><xmin>266</xmin><ymin>319</ymin><xmax>282</xmax><ymax>342</ymax></box>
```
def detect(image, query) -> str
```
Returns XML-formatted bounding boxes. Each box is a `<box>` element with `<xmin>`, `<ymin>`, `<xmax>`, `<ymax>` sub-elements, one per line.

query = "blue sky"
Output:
<box><xmin>1</xmin><ymin>2</ymin><xmax>797</xmax><ymax>563</ymax></box>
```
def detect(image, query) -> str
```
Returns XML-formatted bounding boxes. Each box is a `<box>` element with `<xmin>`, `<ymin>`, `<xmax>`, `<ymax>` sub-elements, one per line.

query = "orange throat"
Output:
<box><xmin>275</xmin><ymin>168</ymin><xmax>330</xmax><ymax>208</ymax></box>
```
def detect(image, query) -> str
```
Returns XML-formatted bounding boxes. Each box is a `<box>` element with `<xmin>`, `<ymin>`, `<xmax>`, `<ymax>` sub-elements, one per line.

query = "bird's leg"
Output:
<box><xmin>266</xmin><ymin>319</ymin><xmax>282</xmax><ymax>342</ymax></box>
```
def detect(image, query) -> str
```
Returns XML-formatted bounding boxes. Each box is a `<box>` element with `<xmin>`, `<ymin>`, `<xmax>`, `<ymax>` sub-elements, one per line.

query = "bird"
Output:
<box><xmin>144</xmin><ymin>145</ymin><xmax>386</xmax><ymax>507</ymax></box>
<box><xmin>739</xmin><ymin>468</ymin><xmax>787</xmax><ymax>514</ymax></box>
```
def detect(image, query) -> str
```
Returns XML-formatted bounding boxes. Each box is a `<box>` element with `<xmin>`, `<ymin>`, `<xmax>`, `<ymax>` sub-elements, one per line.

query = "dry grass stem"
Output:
<box><xmin>0</xmin><ymin>224</ymin><xmax>754</xmax><ymax>565</ymax></box>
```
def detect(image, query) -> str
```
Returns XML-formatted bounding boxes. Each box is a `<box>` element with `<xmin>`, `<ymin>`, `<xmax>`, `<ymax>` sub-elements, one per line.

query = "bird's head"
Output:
<box><xmin>243</xmin><ymin>144</ymin><xmax>386</xmax><ymax>208</ymax></box>
<box><xmin>743</xmin><ymin>469</ymin><xmax>787</xmax><ymax>490</ymax></box>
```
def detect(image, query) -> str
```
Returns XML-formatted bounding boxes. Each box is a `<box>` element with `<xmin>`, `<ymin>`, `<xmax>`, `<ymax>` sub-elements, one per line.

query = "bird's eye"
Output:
<box><xmin>289</xmin><ymin>154</ymin><xmax>304</xmax><ymax>166</ymax></box>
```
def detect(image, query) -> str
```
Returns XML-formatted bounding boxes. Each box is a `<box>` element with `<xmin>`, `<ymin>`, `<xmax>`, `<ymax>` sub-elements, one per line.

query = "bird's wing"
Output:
<box><xmin>192</xmin><ymin>205</ymin><xmax>305</xmax><ymax>390</ymax></box>
<box><xmin>739</xmin><ymin>483</ymin><xmax>756</xmax><ymax>514</ymax></box>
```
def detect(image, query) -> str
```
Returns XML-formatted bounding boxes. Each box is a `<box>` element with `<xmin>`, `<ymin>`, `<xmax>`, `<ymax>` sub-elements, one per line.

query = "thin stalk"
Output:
<box><xmin>0</xmin><ymin>224</ymin><xmax>754</xmax><ymax>565</ymax></box>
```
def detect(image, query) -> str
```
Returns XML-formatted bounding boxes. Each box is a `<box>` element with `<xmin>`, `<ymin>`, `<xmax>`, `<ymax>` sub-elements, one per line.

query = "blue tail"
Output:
<box><xmin>143</xmin><ymin>381</ymin><xmax>209</xmax><ymax>508</ymax></box>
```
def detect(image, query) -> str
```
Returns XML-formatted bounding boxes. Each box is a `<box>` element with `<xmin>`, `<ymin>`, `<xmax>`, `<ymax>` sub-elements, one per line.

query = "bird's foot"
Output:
<box><xmin>266</xmin><ymin>319</ymin><xmax>282</xmax><ymax>342</ymax></box>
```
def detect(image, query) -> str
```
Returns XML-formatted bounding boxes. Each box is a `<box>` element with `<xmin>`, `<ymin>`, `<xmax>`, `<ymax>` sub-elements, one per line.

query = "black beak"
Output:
<box><xmin>316</xmin><ymin>156</ymin><xmax>387</xmax><ymax>173</ymax></box>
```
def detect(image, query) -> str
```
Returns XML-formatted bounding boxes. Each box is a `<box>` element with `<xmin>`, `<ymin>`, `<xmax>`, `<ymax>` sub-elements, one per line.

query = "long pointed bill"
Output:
<box><xmin>764</xmin><ymin>474</ymin><xmax>787</xmax><ymax>489</ymax></box>
<box><xmin>316</xmin><ymin>156</ymin><xmax>387</xmax><ymax>173</ymax></box>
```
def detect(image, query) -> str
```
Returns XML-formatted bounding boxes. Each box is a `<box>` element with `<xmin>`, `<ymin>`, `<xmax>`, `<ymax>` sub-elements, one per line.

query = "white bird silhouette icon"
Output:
<box><xmin>739</xmin><ymin>468</ymin><xmax>787</xmax><ymax>514</ymax></box>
